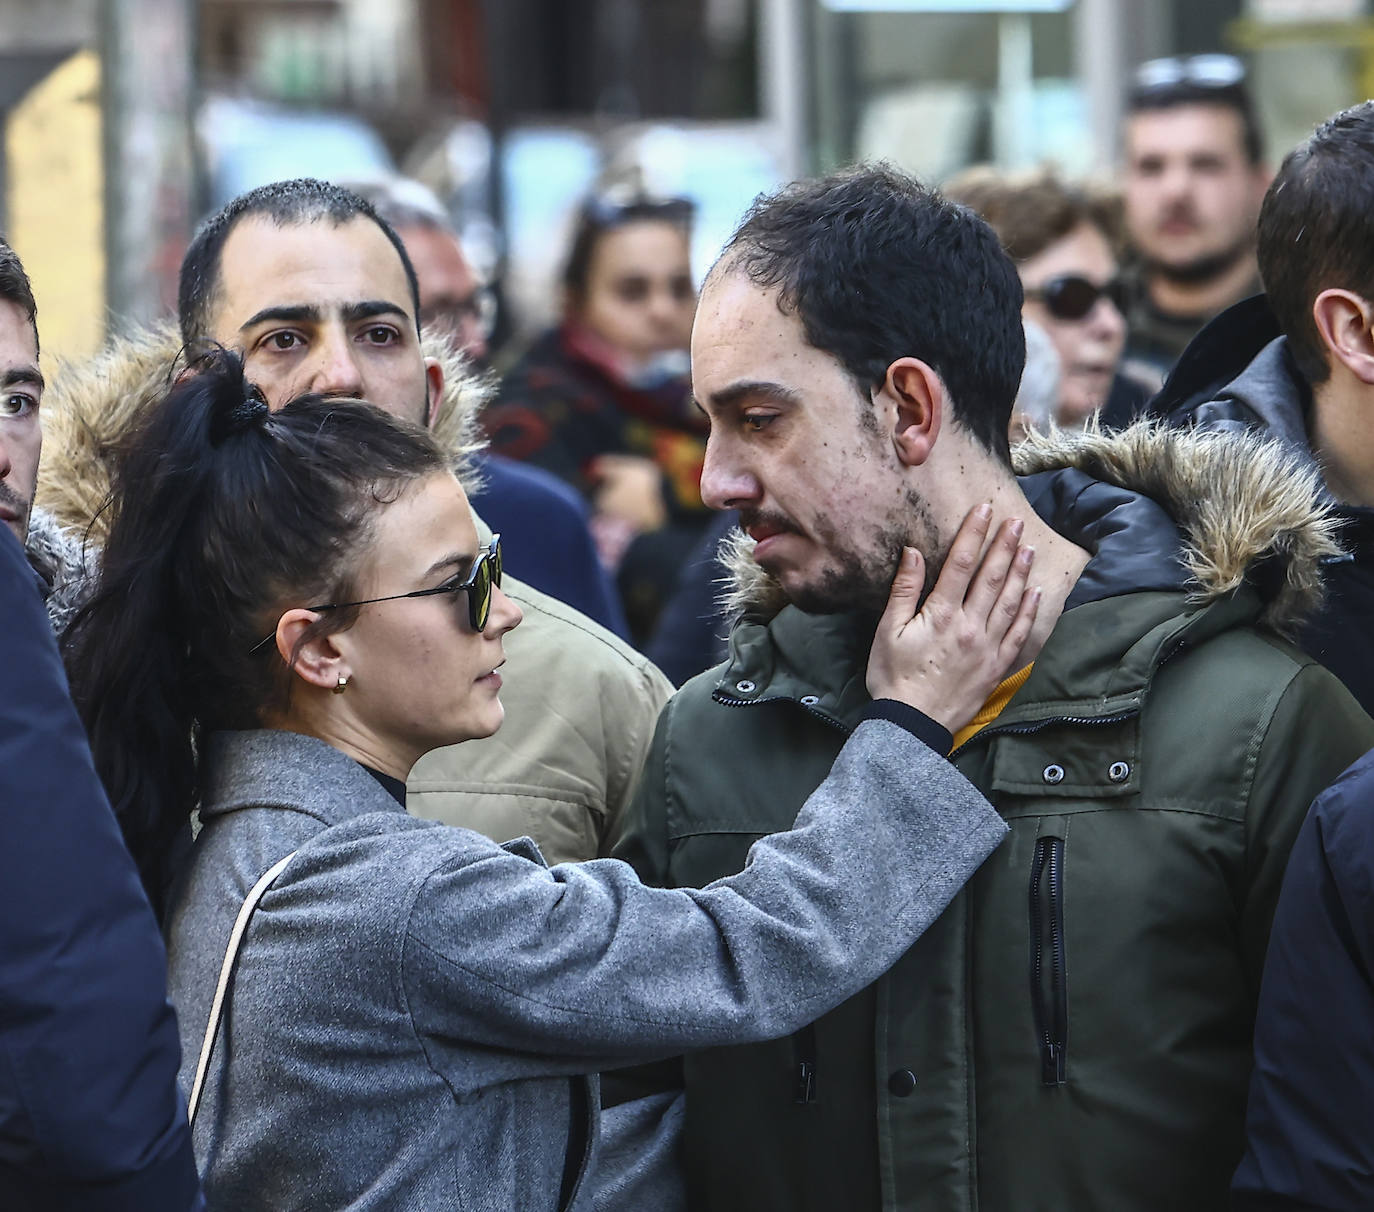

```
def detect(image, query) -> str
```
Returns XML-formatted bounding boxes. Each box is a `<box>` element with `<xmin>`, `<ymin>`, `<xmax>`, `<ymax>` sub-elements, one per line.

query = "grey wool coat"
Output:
<box><xmin>166</xmin><ymin>726</ymin><xmax>1004</xmax><ymax>1211</ymax></box>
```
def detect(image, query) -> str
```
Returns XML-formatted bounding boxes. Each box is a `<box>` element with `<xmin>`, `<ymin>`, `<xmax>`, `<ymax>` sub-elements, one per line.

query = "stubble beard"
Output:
<box><xmin>0</xmin><ymin>478</ymin><xmax>33</xmax><ymax>544</ymax></box>
<box><xmin>784</xmin><ymin>485</ymin><xmax>943</xmax><ymax>617</ymax></box>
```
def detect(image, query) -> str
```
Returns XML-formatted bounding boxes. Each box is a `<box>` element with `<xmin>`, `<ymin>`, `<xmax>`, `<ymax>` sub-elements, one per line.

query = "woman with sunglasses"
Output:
<box><xmin>64</xmin><ymin>350</ymin><xmax>1035</xmax><ymax>1210</ymax></box>
<box><xmin>484</xmin><ymin>189</ymin><xmax>711</xmax><ymax>644</ymax></box>
<box><xmin>947</xmin><ymin>166</ymin><xmax>1146</xmax><ymax>432</ymax></box>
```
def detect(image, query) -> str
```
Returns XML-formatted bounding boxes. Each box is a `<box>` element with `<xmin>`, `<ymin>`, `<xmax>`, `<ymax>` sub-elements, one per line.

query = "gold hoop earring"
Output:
<box><xmin>333</xmin><ymin>675</ymin><xmax>349</xmax><ymax>695</ymax></box>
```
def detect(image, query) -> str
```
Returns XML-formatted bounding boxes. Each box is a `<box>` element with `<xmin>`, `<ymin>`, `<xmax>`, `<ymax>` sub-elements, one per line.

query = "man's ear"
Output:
<box><xmin>880</xmin><ymin>357</ymin><xmax>944</xmax><ymax>467</ymax></box>
<box><xmin>273</xmin><ymin>609</ymin><xmax>350</xmax><ymax>691</ymax></box>
<box><xmin>1312</xmin><ymin>289</ymin><xmax>1374</xmax><ymax>386</ymax></box>
<box><xmin>424</xmin><ymin>356</ymin><xmax>445</xmax><ymax>429</ymax></box>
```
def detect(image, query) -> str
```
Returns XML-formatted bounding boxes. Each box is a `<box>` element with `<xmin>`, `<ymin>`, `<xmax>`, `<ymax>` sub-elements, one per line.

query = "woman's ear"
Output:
<box><xmin>1313</xmin><ymin>289</ymin><xmax>1374</xmax><ymax>385</ymax></box>
<box><xmin>879</xmin><ymin>357</ymin><xmax>944</xmax><ymax>467</ymax></box>
<box><xmin>274</xmin><ymin>609</ymin><xmax>349</xmax><ymax>691</ymax></box>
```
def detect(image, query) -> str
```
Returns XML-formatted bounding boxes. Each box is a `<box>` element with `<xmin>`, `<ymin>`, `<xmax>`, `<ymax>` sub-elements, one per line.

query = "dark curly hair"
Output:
<box><xmin>718</xmin><ymin>164</ymin><xmax>1024</xmax><ymax>465</ymax></box>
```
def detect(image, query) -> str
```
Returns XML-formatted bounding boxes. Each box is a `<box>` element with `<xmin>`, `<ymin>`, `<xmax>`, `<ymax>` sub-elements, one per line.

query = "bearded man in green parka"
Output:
<box><xmin>611</xmin><ymin>166</ymin><xmax>1374</xmax><ymax>1211</ymax></box>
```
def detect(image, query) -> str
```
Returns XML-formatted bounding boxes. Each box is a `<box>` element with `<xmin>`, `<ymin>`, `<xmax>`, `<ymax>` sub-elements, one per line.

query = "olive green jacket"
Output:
<box><xmin>612</xmin><ymin>424</ymin><xmax>1374</xmax><ymax>1212</ymax></box>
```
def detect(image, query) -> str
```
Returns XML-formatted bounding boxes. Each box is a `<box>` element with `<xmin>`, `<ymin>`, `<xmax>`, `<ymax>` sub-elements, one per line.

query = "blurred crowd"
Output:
<box><xmin>5</xmin><ymin>46</ymin><xmax>1374</xmax><ymax>1212</ymax></box>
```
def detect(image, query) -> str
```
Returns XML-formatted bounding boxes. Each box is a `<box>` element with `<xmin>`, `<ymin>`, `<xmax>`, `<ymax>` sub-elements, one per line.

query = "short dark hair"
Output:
<box><xmin>562</xmin><ymin>192</ymin><xmax>694</xmax><ymax>301</ymax></box>
<box><xmin>0</xmin><ymin>237</ymin><xmax>38</xmax><ymax>354</ymax></box>
<box><xmin>178</xmin><ymin>178</ymin><xmax>422</xmax><ymax>344</ymax></box>
<box><xmin>1258</xmin><ymin>101</ymin><xmax>1374</xmax><ymax>385</ymax></box>
<box><xmin>1126</xmin><ymin>81</ymin><xmax>1264</xmax><ymax>167</ymax></box>
<box><xmin>719</xmin><ymin>164</ymin><xmax>1024</xmax><ymax>465</ymax></box>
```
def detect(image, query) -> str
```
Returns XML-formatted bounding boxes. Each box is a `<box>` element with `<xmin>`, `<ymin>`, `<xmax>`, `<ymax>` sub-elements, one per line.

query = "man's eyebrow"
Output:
<box><xmin>1</xmin><ymin>365</ymin><xmax>44</xmax><ymax>392</ymax></box>
<box><xmin>707</xmin><ymin>380</ymin><xmax>803</xmax><ymax>411</ymax></box>
<box><xmin>239</xmin><ymin>303</ymin><xmax>320</xmax><ymax>332</ymax></box>
<box><xmin>342</xmin><ymin>300</ymin><xmax>410</xmax><ymax>325</ymax></box>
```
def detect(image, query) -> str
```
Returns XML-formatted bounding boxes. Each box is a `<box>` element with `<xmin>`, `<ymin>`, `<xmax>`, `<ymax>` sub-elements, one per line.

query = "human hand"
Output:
<box><xmin>865</xmin><ymin>504</ymin><xmax>1040</xmax><ymax>734</ymax></box>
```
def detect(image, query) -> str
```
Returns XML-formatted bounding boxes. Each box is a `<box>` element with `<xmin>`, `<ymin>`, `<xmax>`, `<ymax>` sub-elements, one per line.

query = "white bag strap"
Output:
<box><xmin>188</xmin><ymin>851</ymin><xmax>296</xmax><ymax>1126</ymax></box>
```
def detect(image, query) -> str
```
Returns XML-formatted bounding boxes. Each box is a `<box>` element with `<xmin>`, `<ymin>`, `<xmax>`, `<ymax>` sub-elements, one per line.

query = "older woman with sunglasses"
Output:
<box><xmin>64</xmin><ymin>350</ymin><xmax>1036</xmax><ymax>1211</ymax></box>
<box><xmin>947</xmin><ymin>166</ymin><xmax>1146</xmax><ymax>431</ymax></box>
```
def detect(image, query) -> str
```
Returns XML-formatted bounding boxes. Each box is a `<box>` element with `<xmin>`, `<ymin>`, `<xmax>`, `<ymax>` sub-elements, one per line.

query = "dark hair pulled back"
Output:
<box><xmin>64</xmin><ymin>349</ymin><xmax>447</xmax><ymax>912</ymax></box>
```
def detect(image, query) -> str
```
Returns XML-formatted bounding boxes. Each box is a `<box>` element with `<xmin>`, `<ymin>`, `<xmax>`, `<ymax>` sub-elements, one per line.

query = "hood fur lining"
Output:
<box><xmin>721</xmin><ymin>422</ymin><xmax>1340</xmax><ymax>636</ymax></box>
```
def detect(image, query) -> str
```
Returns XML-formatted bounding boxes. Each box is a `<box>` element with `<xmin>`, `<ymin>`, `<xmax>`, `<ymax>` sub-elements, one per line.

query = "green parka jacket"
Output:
<box><xmin>612</xmin><ymin>424</ymin><xmax>1374</xmax><ymax>1212</ymax></box>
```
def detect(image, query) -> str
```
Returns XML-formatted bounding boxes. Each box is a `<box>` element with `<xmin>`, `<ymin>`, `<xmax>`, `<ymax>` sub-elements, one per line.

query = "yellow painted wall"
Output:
<box><xmin>5</xmin><ymin>49</ymin><xmax>105</xmax><ymax>371</ymax></box>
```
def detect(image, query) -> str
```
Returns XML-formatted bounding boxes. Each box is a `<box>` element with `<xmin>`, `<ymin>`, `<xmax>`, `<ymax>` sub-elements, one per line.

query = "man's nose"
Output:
<box><xmin>0</xmin><ymin>432</ymin><xmax>13</xmax><ymax>481</ymax></box>
<box><xmin>311</xmin><ymin>331</ymin><xmax>365</xmax><ymax>397</ymax></box>
<box><xmin>699</xmin><ymin>438</ymin><xmax>760</xmax><ymax>512</ymax></box>
<box><xmin>1159</xmin><ymin>162</ymin><xmax>1192</xmax><ymax>200</ymax></box>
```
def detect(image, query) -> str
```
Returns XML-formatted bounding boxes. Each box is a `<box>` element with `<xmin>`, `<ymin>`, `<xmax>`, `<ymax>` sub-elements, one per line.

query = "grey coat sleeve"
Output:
<box><xmin>402</xmin><ymin>718</ymin><xmax>1006</xmax><ymax>1089</ymax></box>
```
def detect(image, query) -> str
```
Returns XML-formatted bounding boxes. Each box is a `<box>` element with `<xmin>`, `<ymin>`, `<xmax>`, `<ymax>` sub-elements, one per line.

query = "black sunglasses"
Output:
<box><xmin>1023</xmin><ymin>275</ymin><xmax>1125</xmax><ymax>322</ymax></box>
<box><xmin>248</xmin><ymin>535</ymin><xmax>503</xmax><ymax>655</ymax></box>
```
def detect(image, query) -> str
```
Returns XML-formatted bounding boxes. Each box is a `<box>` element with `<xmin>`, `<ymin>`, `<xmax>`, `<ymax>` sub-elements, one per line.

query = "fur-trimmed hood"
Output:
<box><xmin>25</xmin><ymin>505</ymin><xmax>91</xmax><ymax>632</ymax></box>
<box><xmin>35</xmin><ymin>323</ymin><xmax>490</xmax><ymax>548</ymax></box>
<box><xmin>721</xmin><ymin>421</ymin><xmax>1341</xmax><ymax>637</ymax></box>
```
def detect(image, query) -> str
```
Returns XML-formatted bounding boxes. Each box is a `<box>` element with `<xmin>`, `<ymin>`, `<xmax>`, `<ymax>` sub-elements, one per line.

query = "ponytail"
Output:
<box><xmin>64</xmin><ymin>350</ymin><xmax>446</xmax><ymax>914</ymax></box>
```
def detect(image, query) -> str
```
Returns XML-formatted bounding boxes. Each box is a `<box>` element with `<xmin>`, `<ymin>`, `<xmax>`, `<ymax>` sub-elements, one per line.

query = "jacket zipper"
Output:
<box><xmin>1028</xmin><ymin>836</ymin><xmax>1068</xmax><ymax>1086</ymax></box>
<box><xmin>717</xmin><ymin>686</ymin><xmax>1121</xmax><ymax>1099</ymax></box>
<box><xmin>950</xmin><ymin>708</ymin><xmax>1138</xmax><ymax>758</ymax></box>
<box><xmin>717</xmin><ymin>690</ymin><xmax>842</xmax><ymax>1105</ymax></box>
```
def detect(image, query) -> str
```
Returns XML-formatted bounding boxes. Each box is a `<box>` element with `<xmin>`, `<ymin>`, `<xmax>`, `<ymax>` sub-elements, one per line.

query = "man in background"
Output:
<box><xmin>1154</xmin><ymin>101</ymin><xmax>1374</xmax><ymax>717</ymax></box>
<box><xmin>0</xmin><ymin>236</ymin><xmax>202</xmax><ymax>1211</ymax></box>
<box><xmin>0</xmin><ymin>239</ymin><xmax>85</xmax><ymax>630</ymax></box>
<box><xmin>1121</xmin><ymin>54</ymin><xmax>1271</xmax><ymax>390</ymax></box>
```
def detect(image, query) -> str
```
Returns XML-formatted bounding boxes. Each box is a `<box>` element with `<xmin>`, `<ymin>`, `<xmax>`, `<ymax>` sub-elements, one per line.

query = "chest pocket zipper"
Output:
<box><xmin>1028</xmin><ymin>836</ymin><xmax>1068</xmax><ymax>1086</ymax></box>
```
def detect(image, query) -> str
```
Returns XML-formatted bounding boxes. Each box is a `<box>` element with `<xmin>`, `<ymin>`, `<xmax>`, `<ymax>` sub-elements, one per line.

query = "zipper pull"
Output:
<box><xmin>792</xmin><ymin>1023</ymin><xmax>818</xmax><ymax>1103</ymax></box>
<box><xmin>1043</xmin><ymin>1041</ymin><xmax>1066</xmax><ymax>1085</ymax></box>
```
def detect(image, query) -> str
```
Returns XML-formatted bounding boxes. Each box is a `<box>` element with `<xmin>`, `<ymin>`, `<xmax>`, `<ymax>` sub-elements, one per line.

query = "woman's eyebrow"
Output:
<box><xmin>424</xmin><ymin>551</ymin><xmax>475</xmax><ymax>579</ymax></box>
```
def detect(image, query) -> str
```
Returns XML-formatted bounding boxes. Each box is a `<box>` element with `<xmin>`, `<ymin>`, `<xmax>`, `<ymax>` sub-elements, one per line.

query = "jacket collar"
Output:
<box><xmin>1019</xmin><ymin>467</ymin><xmax>1187</xmax><ymax>610</ymax></box>
<box><xmin>199</xmin><ymin>729</ymin><xmax>405</xmax><ymax>828</ymax></box>
<box><xmin>24</xmin><ymin>505</ymin><xmax>91</xmax><ymax>633</ymax></box>
<box><xmin>716</xmin><ymin>464</ymin><xmax>1199</xmax><ymax>725</ymax></box>
<box><xmin>722</xmin><ymin>421</ymin><xmax>1338</xmax><ymax>640</ymax></box>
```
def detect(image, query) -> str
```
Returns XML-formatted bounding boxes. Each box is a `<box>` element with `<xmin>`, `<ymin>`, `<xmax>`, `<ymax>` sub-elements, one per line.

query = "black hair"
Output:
<box><xmin>0</xmin><ymin>237</ymin><xmax>38</xmax><ymax>354</ymax></box>
<box><xmin>719</xmin><ymin>164</ymin><xmax>1024</xmax><ymax>465</ymax></box>
<box><xmin>1258</xmin><ymin>101</ymin><xmax>1374</xmax><ymax>386</ymax></box>
<box><xmin>562</xmin><ymin>193</ymin><xmax>694</xmax><ymax>302</ymax></box>
<box><xmin>63</xmin><ymin>349</ymin><xmax>446</xmax><ymax>912</ymax></box>
<box><xmin>177</xmin><ymin>178</ymin><xmax>423</xmax><ymax>344</ymax></box>
<box><xmin>1126</xmin><ymin>82</ymin><xmax>1265</xmax><ymax>167</ymax></box>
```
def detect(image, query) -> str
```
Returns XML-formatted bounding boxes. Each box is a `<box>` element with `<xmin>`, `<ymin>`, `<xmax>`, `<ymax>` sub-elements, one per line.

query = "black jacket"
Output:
<box><xmin>1152</xmin><ymin>294</ymin><xmax>1374</xmax><ymax>717</ymax></box>
<box><xmin>0</xmin><ymin>524</ymin><xmax>201</xmax><ymax>1210</ymax></box>
<box><xmin>1232</xmin><ymin>746</ymin><xmax>1374</xmax><ymax>1210</ymax></box>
